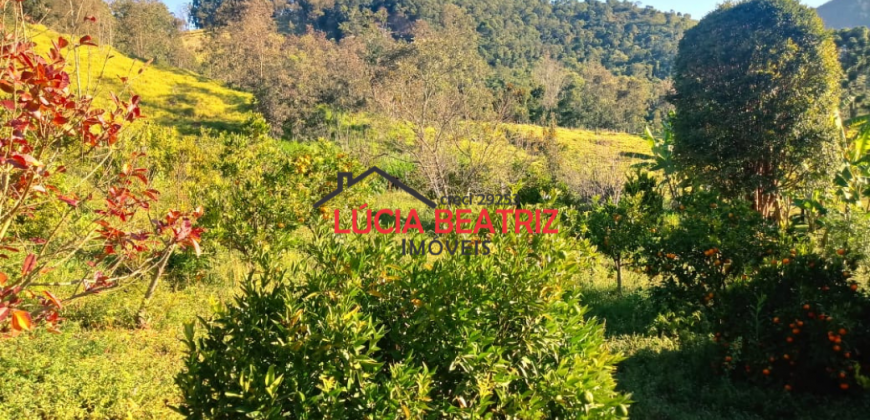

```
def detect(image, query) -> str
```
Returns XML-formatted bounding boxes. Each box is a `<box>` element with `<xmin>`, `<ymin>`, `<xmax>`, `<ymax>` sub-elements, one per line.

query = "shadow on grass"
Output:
<box><xmin>582</xmin><ymin>287</ymin><xmax>658</xmax><ymax>337</ymax></box>
<box><xmin>619</xmin><ymin>151</ymin><xmax>654</xmax><ymax>160</ymax></box>
<box><xmin>615</xmin><ymin>338</ymin><xmax>870</xmax><ymax>420</ymax></box>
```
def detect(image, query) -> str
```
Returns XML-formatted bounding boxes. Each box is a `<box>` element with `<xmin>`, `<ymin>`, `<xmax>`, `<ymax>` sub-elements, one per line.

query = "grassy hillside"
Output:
<box><xmin>27</xmin><ymin>25</ymin><xmax>253</xmax><ymax>133</ymax></box>
<box><xmin>0</xmin><ymin>25</ymin><xmax>653</xmax><ymax>420</ymax></box>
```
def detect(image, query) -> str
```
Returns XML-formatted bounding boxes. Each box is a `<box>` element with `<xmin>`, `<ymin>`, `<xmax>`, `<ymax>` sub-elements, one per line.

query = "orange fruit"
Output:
<box><xmin>845</xmin><ymin>352</ymin><xmax>852</xmax><ymax>359</ymax></box>
<box><xmin>762</xmin><ymin>369</ymin><xmax>771</xmax><ymax>376</ymax></box>
<box><xmin>797</xmin><ymin>321</ymin><xmax>804</xmax><ymax>327</ymax></box>
<box><xmin>792</xmin><ymin>328</ymin><xmax>800</xmax><ymax>335</ymax></box>
<box><xmin>725</xmin><ymin>356</ymin><xmax>732</xmax><ymax>362</ymax></box>
<box><xmin>837</xmin><ymin>249</ymin><xmax>846</xmax><ymax>256</ymax></box>
<box><xmin>833</xmin><ymin>345</ymin><xmax>842</xmax><ymax>352</ymax></box>
<box><xmin>786</xmin><ymin>337</ymin><xmax>794</xmax><ymax>343</ymax></box>
<box><xmin>839</xmin><ymin>328</ymin><xmax>847</xmax><ymax>336</ymax></box>
<box><xmin>802</xmin><ymin>304</ymin><xmax>810</xmax><ymax>310</ymax></box>
<box><xmin>784</xmin><ymin>384</ymin><xmax>792</xmax><ymax>392</ymax></box>
<box><xmin>840</xmin><ymin>383</ymin><xmax>849</xmax><ymax>390</ymax></box>
<box><xmin>783</xmin><ymin>258</ymin><xmax>790</xmax><ymax>265</ymax></box>
<box><xmin>773</xmin><ymin>317</ymin><xmax>780</xmax><ymax>324</ymax></box>
<box><xmin>850</xmin><ymin>284</ymin><xmax>858</xmax><ymax>292</ymax></box>
<box><xmin>839</xmin><ymin>371</ymin><xmax>847</xmax><ymax>379</ymax></box>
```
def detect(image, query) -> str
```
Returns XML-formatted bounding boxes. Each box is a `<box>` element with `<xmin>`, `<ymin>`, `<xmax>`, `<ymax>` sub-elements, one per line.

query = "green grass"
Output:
<box><xmin>506</xmin><ymin>124</ymin><xmax>651</xmax><ymax>171</ymax></box>
<box><xmin>27</xmin><ymin>25</ymin><xmax>254</xmax><ymax>134</ymax></box>
<box><xmin>0</xmin><ymin>252</ymin><xmax>246</xmax><ymax>419</ymax></box>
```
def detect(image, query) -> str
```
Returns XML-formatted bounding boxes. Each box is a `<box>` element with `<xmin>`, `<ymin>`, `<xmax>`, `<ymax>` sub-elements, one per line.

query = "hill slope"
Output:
<box><xmin>818</xmin><ymin>0</ymin><xmax>870</xmax><ymax>29</ymax></box>
<box><xmin>28</xmin><ymin>25</ymin><xmax>253</xmax><ymax>133</ymax></box>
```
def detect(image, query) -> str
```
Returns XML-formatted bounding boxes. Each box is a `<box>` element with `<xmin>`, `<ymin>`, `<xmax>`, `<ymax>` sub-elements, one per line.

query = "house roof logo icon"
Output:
<box><xmin>313</xmin><ymin>166</ymin><xmax>437</xmax><ymax>209</ymax></box>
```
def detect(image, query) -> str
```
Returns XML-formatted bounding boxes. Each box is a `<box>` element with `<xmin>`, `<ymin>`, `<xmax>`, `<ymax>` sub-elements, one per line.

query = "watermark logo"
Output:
<box><xmin>313</xmin><ymin>166</ymin><xmax>435</xmax><ymax>209</ymax></box>
<box><xmin>315</xmin><ymin>167</ymin><xmax>560</xmax><ymax>256</ymax></box>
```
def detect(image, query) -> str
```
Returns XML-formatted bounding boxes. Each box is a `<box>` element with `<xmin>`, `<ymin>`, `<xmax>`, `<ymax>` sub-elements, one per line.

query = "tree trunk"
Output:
<box><xmin>615</xmin><ymin>255</ymin><xmax>623</xmax><ymax>294</ymax></box>
<box><xmin>136</xmin><ymin>245</ymin><xmax>176</xmax><ymax>327</ymax></box>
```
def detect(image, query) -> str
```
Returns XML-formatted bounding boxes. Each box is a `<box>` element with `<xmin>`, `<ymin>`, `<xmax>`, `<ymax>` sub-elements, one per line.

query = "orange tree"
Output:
<box><xmin>641</xmin><ymin>190</ymin><xmax>870</xmax><ymax>392</ymax></box>
<box><xmin>712</xmin><ymin>249</ymin><xmax>870</xmax><ymax>393</ymax></box>
<box><xmin>176</xmin><ymin>218</ymin><xmax>631</xmax><ymax>419</ymax></box>
<box><xmin>0</xmin><ymin>1</ymin><xmax>202</xmax><ymax>334</ymax></box>
<box><xmin>584</xmin><ymin>171</ymin><xmax>662</xmax><ymax>293</ymax></box>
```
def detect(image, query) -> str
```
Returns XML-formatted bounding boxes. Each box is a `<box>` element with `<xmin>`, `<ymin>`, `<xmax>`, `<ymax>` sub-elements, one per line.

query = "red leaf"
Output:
<box><xmin>43</xmin><ymin>291</ymin><xmax>62</xmax><ymax>309</ymax></box>
<box><xmin>6</xmin><ymin>154</ymin><xmax>28</xmax><ymax>169</ymax></box>
<box><xmin>0</xmin><ymin>99</ymin><xmax>15</xmax><ymax>110</ymax></box>
<box><xmin>11</xmin><ymin>309</ymin><xmax>32</xmax><ymax>331</ymax></box>
<box><xmin>21</xmin><ymin>253</ymin><xmax>36</xmax><ymax>275</ymax></box>
<box><xmin>143</xmin><ymin>189</ymin><xmax>160</xmax><ymax>201</ymax></box>
<box><xmin>57</xmin><ymin>194</ymin><xmax>80</xmax><ymax>207</ymax></box>
<box><xmin>0</xmin><ymin>272</ymin><xmax>6</xmax><ymax>285</ymax></box>
<box><xmin>57</xmin><ymin>37</ymin><xmax>69</xmax><ymax>49</ymax></box>
<box><xmin>78</xmin><ymin>35</ymin><xmax>97</xmax><ymax>47</ymax></box>
<box><xmin>84</xmin><ymin>16</ymin><xmax>97</xmax><ymax>23</ymax></box>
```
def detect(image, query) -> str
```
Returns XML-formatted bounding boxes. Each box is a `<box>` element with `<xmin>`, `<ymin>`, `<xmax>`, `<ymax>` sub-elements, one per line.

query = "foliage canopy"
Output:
<box><xmin>671</xmin><ymin>0</ymin><xmax>843</xmax><ymax>217</ymax></box>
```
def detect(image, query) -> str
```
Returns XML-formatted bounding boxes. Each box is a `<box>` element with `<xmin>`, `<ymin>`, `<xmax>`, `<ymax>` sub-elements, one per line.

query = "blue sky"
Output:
<box><xmin>159</xmin><ymin>0</ymin><xmax>831</xmax><ymax>20</ymax></box>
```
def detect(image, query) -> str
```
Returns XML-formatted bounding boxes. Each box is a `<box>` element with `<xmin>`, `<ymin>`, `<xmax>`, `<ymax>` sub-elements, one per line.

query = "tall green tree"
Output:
<box><xmin>671</xmin><ymin>0</ymin><xmax>843</xmax><ymax>218</ymax></box>
<box><xmin>836</xmin><ymin>27</ymin><xmax>870</xmax><ymax>120</ymax></box>
<box><xmin>112</xmin><ymin>0</ymin><xmax>193</xmax><ymax>68</ymax></box>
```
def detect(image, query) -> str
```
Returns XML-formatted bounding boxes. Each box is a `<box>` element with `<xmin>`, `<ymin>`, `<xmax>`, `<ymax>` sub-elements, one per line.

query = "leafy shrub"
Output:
<box><xmin>582</xmin><ymin>171</ymin><xmax>663</xmax><ymax>292</ymax></box>
<box><xmin>640</xmin><ymin>190</ymin><xmax>870</xmax><ymax>392</ymax></box>
<box><xmin>176</xmin><ymin>221</ymin><xmax>631</xmax><ymax>418</ymax></box>
<box><xmin>0</xmin><ymin>15</ymin><xmax>203</xmax><ymax>334</ymax></box>
<box><xmin>712</xmin><ymin>250</ymin><xmax>870</xmax><ymax>393</ymax></box>
<box><xmin>202</xmin><ymin>138</ymin><xmax>366</xmax><ymax>261</ymax></box>
<box><xmin>643</xmin><ymin>191</ymin><xmax>784</xmax><ymax>317</ymax></box>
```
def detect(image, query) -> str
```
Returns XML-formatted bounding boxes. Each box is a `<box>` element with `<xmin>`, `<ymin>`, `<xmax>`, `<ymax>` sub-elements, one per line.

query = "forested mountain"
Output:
<box><xmin>818</xmin><ymin>0</ymin><xmax>870</xmax><ymax>29</ymax></box>
<box><xmin>191</xmin><ymin>0</ymin><xmax>696</xmax><ymax>79</ymax></box>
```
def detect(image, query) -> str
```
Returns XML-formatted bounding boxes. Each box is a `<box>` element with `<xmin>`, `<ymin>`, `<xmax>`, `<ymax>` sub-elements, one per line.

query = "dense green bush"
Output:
<box><xmin>634</xmin><ymin>189</ymin><xmax>870</xmax><ymax>392</ymax></box>
<box><xmin>643</xmin><ymin>191</ymin><xmax>785</xmax><ymax>316</ymax></box>
<box><xmin>671</xmin><ymin>0</ymin><xmax>842</xmax><ymax>217</ymax></box>
<box><xmin>176</xmin><ymin>220</ymin><xmax>631</xmax><ymax>418</ymax></box>
<box><xmin>201</xmin><ymin>137</ymin><xmax>367</xmax><ymax>260</ymax></box>
<box><xmin>711</xmin><ymin>249</ymin><xmax>870</xmax><ymax>393</ymax></box>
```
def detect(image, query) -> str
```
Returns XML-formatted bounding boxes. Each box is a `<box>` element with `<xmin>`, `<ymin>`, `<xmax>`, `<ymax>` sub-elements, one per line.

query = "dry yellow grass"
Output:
<box><xmin>26</xmin><ymin>24</ymin><xmax>253</xmax><ymax>133</ymax></box>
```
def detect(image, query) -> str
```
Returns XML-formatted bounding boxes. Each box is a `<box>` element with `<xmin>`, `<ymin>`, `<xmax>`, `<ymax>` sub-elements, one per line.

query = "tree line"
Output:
<box><xmin>20</xmin><ymin>0</ymin><xmax>870</xmax><ymax>135</ymax></box>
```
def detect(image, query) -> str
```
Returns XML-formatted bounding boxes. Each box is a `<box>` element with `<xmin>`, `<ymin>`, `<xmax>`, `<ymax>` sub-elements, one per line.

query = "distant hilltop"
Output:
<box><xmin>818</xmin><ymin>0</ymin><xmax>870</xmax><ymax>29</ymax></box>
